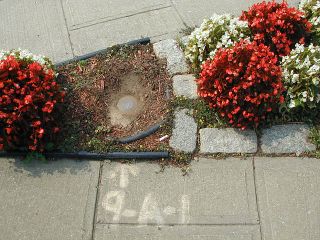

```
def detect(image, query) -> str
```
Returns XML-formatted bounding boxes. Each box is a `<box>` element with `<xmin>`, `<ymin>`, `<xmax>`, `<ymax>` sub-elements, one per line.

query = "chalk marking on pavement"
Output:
<box><xmin>138</xmin><ymin>193</ymin><xmax>164</xmax><ymax>225</ymax></box>
<box><xmin>102</xmin><ymin>190</ymin><xmax>125</xmax><ymax>222</ymax></box>
<box><xmin>181</xmin><ymin>194</ymin><xmax>190</xmax><ymax>224</ymax></box>
<box><xmin>108</xmin><ymin>164</ymin><xmax>139</xmax><ymax>188</ymax></box>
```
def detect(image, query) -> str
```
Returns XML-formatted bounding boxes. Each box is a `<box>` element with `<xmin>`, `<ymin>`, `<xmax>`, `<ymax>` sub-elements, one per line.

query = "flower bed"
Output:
<box><xmin>0</xmin><ymin>50</ymin><xmax>64</xmax><ymax>152</ymax></box>
<box><xmin>2</xmin><ymin>0</ymin><xmax>320</xmax><ymax>159</ymax></box>
<box><xmin>185</xmin><ymin>0</ymin><xmax>319</xmax><ymax>130</ymax></box>
<box><xmin>197</xmin><ymin>40</ymin><xmax>284</xmax><ymax>129</ymax></box>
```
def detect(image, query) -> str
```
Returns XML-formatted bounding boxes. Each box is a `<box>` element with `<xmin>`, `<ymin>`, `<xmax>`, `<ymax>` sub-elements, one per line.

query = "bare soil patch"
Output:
<box><xmin>56</xmin><ymin>44</ymin><xmax>172</xmax><ymax>152</ymax></box>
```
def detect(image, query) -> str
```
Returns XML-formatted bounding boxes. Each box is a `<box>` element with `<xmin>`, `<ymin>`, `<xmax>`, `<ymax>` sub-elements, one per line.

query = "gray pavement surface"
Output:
<box><xmin>255</xmin><ymin>157</ymin><xmax>320</xmax><ymax>240</ymax></box>
<box><xmin>0</xmin><ymin>0</ymin><xmax>300</xmax><ymax>63</ymax></box>
<box><xmin>1</xmin><ymin>156</ymin><xmax>320</xmax><ymax>240</ymax></box>
<box><xmin>0</xmin><ymin>158</ymin><xmax>100</xmax><ymax>240</ymax></box>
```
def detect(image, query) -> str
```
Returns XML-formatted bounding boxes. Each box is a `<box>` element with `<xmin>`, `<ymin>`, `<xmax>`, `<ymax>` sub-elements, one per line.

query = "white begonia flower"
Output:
<box><xmin>308</xmin><ymin>64</ymin><xmax>320</xmax><ymax>74</ymax></box>
<box><xmin>294</xmin><ymin>43</ymin><xmax>305</xmax><ymax>54</ymax></box>
<box><xmin>302</xmin><ymin>91</ymin><xmax>308</xmax><ymax>97</ymax></box>
<box><xmin>289</xmin><ymin>101</ymin><xmax>296</xmax><ymax>108</ymax></box>
<box><xmin>302</xmin><ymin>55</ymin><xmax>311</xmax><ymax>67</ymax></box>
<box><xmin>292</xmin><ymin>74</ymin><xmax>299</xmax><ymax>83</ymax></box>
<box><xmin>0</xmin><ymin>51</ymin><xmax>6</xmax><ymax>60</ymax></box>
<box><xmin>185</xmin><ymin>13</ymin><xmax>250</xmax><ymax>69</ymax></box>
<box><xmin>282</xmin><ymin>42</ymin><xmax>320</xmax><ymax>110</ymax></box>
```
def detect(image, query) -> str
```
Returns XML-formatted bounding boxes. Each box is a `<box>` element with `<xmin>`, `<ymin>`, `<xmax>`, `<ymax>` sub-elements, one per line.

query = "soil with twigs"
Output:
<box><xmin>56</xmin><ymin>44</ymin><xmax>172</xmax><ymax>152</ymax></box>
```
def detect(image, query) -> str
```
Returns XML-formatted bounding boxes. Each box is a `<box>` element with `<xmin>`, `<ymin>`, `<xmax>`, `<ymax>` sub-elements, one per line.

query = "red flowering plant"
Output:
<box><xmin>0</xmin><ymin>50</ymin><xmax>65</xmax><ymax>152</ymax></box>
<box><xmin>197</xmin><ymin>40</ymin><xmax>284</xmax><ymax>129</ymax></box>
<box><xmin>240</xmin><ymin>1</ymin><xmax>312</xmax><ymax>57</ymax></box>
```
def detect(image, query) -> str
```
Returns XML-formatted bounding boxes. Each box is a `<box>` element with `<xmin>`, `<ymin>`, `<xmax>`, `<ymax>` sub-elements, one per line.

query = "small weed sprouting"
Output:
<box><xmin>172</xmin><ymin>96</ymin><xmax>226</xmax><ymax>129</ymax></box>
<box><xmin>310</xmin><ymin>126</ymin><xmax>320</xmax><ymax>149</ymax></box>
<box><xmin>24</xmin><ymin>152</ymin><xmax>46</xmax><ymax>163</ymax></box>
<box><xmin>309</xmin><ymin>126</ymin><xmax>320</xmax><ymax>158</ymax></box>
<box><xmin>77</xmin><ymin>59</ymin><xmax>88</xmax><ymax>67</ymax></box>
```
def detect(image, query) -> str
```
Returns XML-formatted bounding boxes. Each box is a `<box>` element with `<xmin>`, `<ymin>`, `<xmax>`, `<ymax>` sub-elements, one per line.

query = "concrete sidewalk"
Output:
<box><xmin>1</xmin><ymin>156</ymin><xmax>319</xmax><ymax>240</ymax></box>
<box><xmin>0</xmin><ymin>0</ymin><xmax>299</xmax><ymax>63</ymax></box>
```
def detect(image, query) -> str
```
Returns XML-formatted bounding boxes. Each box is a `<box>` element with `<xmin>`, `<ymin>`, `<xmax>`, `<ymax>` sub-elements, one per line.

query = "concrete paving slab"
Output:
<box><xmin>69</xmin><ymin>7</ymin><xmax>185</xmax><ymax>56</ymax></box>
<box><xmin>255</xmin><ymin>157</ymin><xmax>320</xmax><ymax>240</ymax></box>
<box><xmin>96</xmin><ymin>158</ymin><xmax>258</xmax><ymax>225</ymax></box>
<box><xmin>62</xmin><ymin>0</ymin><xmax>171</xmax><ymax>29</ymax></box>
<box><xmin>199</xmin><ymin>128</ymin><xmax>257</xmax><ymax>154</ymax></box>
<box><xmin>0</xmin><ymin>0</ymin><xmax>73</xmax><ymax>63</ymax></box>
<box><xmin>94</xmin><ymin>224</ymin><xmax>261</xmax><ymax>240</ymax></box>
<box><xmin>0</xmin><ymin>158</ymin><xmax>100</xmax><ymax>240</ymax></box>
<box><xmin>260</xmin><ymin>124</ymin><xmax>316</xmax><ymax>154</ymax></box>
<box><xmin>172</xmin><ymin>0</ymin><xmax>301</xmax><ymax>26</ymax></box>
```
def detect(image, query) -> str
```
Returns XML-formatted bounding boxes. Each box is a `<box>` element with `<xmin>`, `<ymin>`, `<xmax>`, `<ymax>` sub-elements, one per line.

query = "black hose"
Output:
<box><xmin>117</xmin><ymin>121</ymin><xmax>163</xmax><ymax>144</ymax></box>
<box><xmin>55</xmin><ymin>37</ymin><xmax>151</xmax><ymax>67</ymax></box>
<box><xmin>0</xmin><ymin>151</ymin><xmax>169</xmax><ymax>160</ymax></box>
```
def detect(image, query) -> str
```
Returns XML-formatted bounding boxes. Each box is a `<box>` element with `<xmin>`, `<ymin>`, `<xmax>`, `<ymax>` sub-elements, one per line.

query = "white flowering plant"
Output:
<box><xmin>0</xmin><ymin>49</ymin><xmax>53</xmax><ymax>69</ymax></box>
<box><xmin>184</xmin><ymin>14</ymin><xmax>251</xmax><ymax>72</ymax></box>
<box><xmin>281</xmin><ymin>43</ymin><xmax>320</xmax><ymax>110</ymax></box>
<box><xmin>299</xmin><ymin>0</ymin><xmax>320</xmax><ymax>44</ymax></box>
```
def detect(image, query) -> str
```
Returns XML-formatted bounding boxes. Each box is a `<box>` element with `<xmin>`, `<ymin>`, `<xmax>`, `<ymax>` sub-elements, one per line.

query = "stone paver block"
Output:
<box><xmin>0</xmin><ymin>158</ymin><xmax>100</xmax><ymax>240</ymax></box>
<box><xmin>62</xmin><ymin>0</ymin><xmax>171</xmax><ymax>29</ymax></box>
<box><xmin>199</xmin><ymin>128</ymin><xmax>257</xmax><ymax>153</ymax></box>
<box><xmin>94</xmin><ymin>225</ymin><xmax>261</xmax><ymax>240</ymax></box>
<box><xmin>255</xmin><ymin>157</ymin><xmax>320</xmax><ymax>240</ymax></box>
<box><xmin>169</xmin><ymin>109</ymin><xmax>197</xmax><ymax>153</ymax></box>
<box><xmin>97</xmin><ymin>158</ymin><xmax>259</xmax><ymax>225</ymax></box>
<box><xmin>153</xmin><ymin>39</ymin><xmax>189</xmax><ymax>75</ymax></box>
<box><xmin>0</xmin><ymin>0</ymin><xmax>73</xmax><ymax>63</ymax></box>
<box><xmin>69</xmin><ymin>7</ymin><xmax>184</xmax><ymax>57</ymax></box>
<box><xmin>261</xmin><ymin>124</ymin><xmax>316</xmax><ymax>154</ymax></box>
<box><xmin>172</xmin><ymin>74</ymin><xmax>198</xmax><ymax>99</ymax></box>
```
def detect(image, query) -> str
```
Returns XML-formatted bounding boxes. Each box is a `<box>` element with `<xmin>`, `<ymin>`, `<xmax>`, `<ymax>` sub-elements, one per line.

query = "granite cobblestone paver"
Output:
<box><xmin>172</xmin><ymin>74</ymin><xmax>198</xmax><ymax>99</ymax></box>
<box><xmin>169</xmin><ymin>109</ymin><xmax>197</xmax><ymax>153</ymax></box>
<box><xmin>199</xmin><ymin>128</ymin><xmax>258</xmax><ymax>154</ymax></box>
<box><xmin>153</xmin><ymin>39</ymin><xmax>189</xmax><ymax>76</ymax></box>
<box><xmin>260</xmin><ymin>124</ymin><xmax>316</xmax><ymax>154</ymax></box>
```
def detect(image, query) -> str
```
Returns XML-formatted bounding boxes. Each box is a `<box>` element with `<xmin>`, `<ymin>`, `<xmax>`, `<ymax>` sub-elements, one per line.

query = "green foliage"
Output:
<box><xmin>172</xmin><ymin>97</ymin><xmax>226</xmax><ymax>128</ymax></box>
<box><xmin>299</xmin><ymin>0</ymin><xmax>320</xmax><ymax>44</ymax></box>
<box><xmin>87</xmin><ymin>137</ymin><xmax>110</xmax><ymax>153</ymax></box>
<box><xmin>24</xmin><ymin>152</ymin><xmax>46</xmax><ymax>162</ymax></box>
<box><xmin>309</xmin><ymin>126</ymin><xmax>320</xmax><ymax>157</ymax></box>
<box><xmin>310</xmin><ymin>126</ymin><xmax>320</xmax><ymax>148</ymax></box>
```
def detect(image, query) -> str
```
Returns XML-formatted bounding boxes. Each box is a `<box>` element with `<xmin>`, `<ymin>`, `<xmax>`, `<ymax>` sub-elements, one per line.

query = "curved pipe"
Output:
<box><xmin>55</xmin><ymin>37</ymin><xmax>151</xmax><ymax>67</ymax></box>
<box><xmin>117</xmin><ymin>121</ymin><xmax>164</xmax><ymax>144</ymax></box>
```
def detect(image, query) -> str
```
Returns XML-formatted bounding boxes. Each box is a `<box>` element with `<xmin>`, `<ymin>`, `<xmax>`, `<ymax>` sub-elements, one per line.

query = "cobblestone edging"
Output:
<box><xmin>153</xmin><ymin>38</ymin><xmax>317</xmax><ymax>155</ymax></box>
